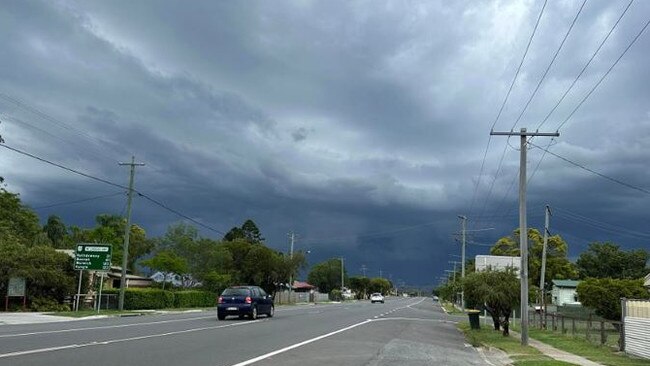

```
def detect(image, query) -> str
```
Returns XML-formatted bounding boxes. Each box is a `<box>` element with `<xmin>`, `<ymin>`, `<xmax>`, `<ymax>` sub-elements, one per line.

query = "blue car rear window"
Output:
<box><xmin>222</xmin><ymin>288</ymin><xmax>251</xmax><ymax>296</ymax></box>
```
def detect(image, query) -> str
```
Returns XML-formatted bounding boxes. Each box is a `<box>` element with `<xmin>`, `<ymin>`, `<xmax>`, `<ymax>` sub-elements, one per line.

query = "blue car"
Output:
<box><xmin>217</xmin><ymin>286</ymin><xmax>274</xmax><ymax>320</ymax></box>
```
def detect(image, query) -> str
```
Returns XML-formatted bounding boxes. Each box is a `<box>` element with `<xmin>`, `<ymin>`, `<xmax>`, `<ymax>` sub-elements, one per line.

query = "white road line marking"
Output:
<box><xmin>227</xmin><ymin>319</ymin><xmax>373</xmax><ymax>366</ymax></box>
<box><xmin>372</xmin><ymin>317</ymin><xmax>457</xmax><ymax>324</ymax></box>
<box><xmin>0</xmin><ymin>315</ymin><xmax>216</xmax><ymax>338</ymax></box>
<box><xmin>0</xmin><ymin>320</ymin><xmax>262</xmax><ymax>359</ymax></box>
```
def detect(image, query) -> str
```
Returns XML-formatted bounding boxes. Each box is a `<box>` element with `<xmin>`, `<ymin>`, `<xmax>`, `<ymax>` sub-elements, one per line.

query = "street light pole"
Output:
<box><xmin>458</xmin><ymin>215</ymin><xmax>467</xmax><ymax>310</ymax></box>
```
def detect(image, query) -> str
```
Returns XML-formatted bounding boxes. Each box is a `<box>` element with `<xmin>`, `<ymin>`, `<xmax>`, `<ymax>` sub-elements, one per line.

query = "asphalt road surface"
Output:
<box><xmin>0</xmin><ymin>297</ymin><xmax>489</xmax><ymax>366</ymax></box>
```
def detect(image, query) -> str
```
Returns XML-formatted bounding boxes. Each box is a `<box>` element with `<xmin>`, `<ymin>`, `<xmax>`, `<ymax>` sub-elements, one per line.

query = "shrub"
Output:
<box><xmin>30</xmin><ymin>297</ymin><xmax>71</xmax><ymax>312</ymax></box>
<box><xmin>329</xmin><ymin>289</ymin><xmax>342</xmax><ymax>301</ymax></box>
<box><xmin>103</xmin><ymin>288</ymin><xmax>174</xmax><ymax>310</ymax></box>
<box><xmin>173</xmin><ymin>291</ymin><xmax>216</xmax><ymax>308</ymax></box>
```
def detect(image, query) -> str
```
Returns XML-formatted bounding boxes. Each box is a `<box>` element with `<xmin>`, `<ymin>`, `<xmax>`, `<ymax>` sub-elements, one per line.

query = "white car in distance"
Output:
<box><xmin>370</xmin><ymin>293</ymin><xmax>384</xmax><ymax>303</ymax></box>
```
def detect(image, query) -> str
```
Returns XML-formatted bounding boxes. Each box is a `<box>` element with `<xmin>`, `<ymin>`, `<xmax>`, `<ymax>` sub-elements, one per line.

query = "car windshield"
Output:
<box><xmin>222</xmin><ymin>288</ymin><xmax>251</xmax><ymax>296</ymax></box>
<box><xmin>372</xmin><ymin>293</ymin><xmax>382</xmax><ymax>296</ymax></box>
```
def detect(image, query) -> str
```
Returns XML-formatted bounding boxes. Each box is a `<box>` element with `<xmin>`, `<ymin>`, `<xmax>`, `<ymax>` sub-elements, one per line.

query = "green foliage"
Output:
<box><xmin>223</xmin><ymin>219</ymin><xmax>264</xmax><ymax>244</ymax></box>
<box><xmin>172</xmin><ymin>290</ymin><xmax>216</xmax><ymax>308</ymax></box>
<box><xmin>30</xmin><ymin>296</ymin><xmax>71</xmax><ymax>312</ymax></box>
<box><xmin>140</xmin><ymin>250</ymin><xmax>188</xmax><ymax>290</ymax></box>
<box><xmin>576</xmin><ymin>242</ymin><xmax>649</xmax><ymax>280</ymax></box>
<box><xmin>68</xmin><ymin>214</ymin><xmax>153</xmax><ymax>272</ymax></box>
<box><xmin>104</xmin><ymin>288</ymin><xmax>174</xmax><ymax>310</ymax></box>
<box><xmin>576</xmin><ymin>278</ymin><xmax>650</xmax><ymax>320</ymax></box>
<box><xmin>308</xmin><ymin>258</ymin><xmax>347</xmax><ymax>294</ymax></box>
<box><xmin>463</xmin><ymin>269</ymin><xmax>520</xmax><ymax>335</ymax></box>
<box><xmin>103</xmin><ymin>289</ymin><xmax>215</xmax><ymax>309</ymax></box>
<box><xmin>0</xmin><ymin>188</ymin><xmax>42</xmax><ymax>246</ymax></box>
<box><xmin>349</xmin><ymin>276</ymin><xmax>371</xmax><ymax>299</ymax></box>
<box><xmin>0</xmin><ymin>241</ymin><xmax>77</xmax><ymax>302</ymax></box>
<box><xmin>329</xmin><ymin>289</ymin><xmax>342</xmax><ymax>301</ymax></box>
<box><xmin>491</xmin><ymin>228</ymin><xmax>578</xmax><ymax>290</ymax></box>
<box><xmin>43</xmin><ymin>215</ymin><xmax>67</xmax><ymax>248</ymax></box>
<box><xmin>368</xmin><ymin>277</ymin><xmax>392</xmax><ymax>295</ymax></box>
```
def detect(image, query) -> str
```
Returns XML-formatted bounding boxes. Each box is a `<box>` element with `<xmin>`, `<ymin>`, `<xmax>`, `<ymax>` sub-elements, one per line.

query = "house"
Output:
<box><xmin>475</xmin><ymin>255</ymin><xmax>521</xmax><ymax>277</ymax></box>
<box><xmin>644</xmin><ymin>273</ymin><xmax>650</xmax><ymax>289</ymax></box>
<box><xmin>104</xmin><ymin>266</ymin><xmax>153</xmax><ymax>289</ymax></box>
<box><xmin>551</xmin><ymin>280</ymin><xmax>581</xmax><ymax>305</ymax></box>
<box><xmin>291</xmin><ymin>281</ymin><xmax>316</xmax><ymax>293</ymax></box>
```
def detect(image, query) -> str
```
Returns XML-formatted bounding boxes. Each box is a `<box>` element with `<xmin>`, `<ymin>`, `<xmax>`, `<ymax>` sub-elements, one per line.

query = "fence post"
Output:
<box><xmin>561</xmin><ymin>315</ymin><xmax>565</xmax><ymax>334</ymax></box>
<box><xmin>620</xmin><ymin>298</ymin><xmax>626</xmax><ymax>352</ymax></box>
<box><xmin>552</xmin><ymin>314</ymin><xmax>556</xmax><ymax>331</ymax></box>
<box><xmin>572</xmin><ymin>318</ymin><xmax>576</xmax><ymax>335</ymax></box>
<box><xmin>600</xmin><ymin>321</ymin><xmax>605</xmax><ymax>346</ymax></box>
<box><xmin>586</xmin><ymin>314</ymin><xmax>592</xmax><ymax>341</ymax></box>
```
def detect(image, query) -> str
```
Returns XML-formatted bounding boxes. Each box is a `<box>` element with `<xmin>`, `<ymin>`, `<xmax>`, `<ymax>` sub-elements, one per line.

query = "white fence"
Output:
<box><xmin>622</xmin><ymin>298</ymin><xmax>650</xmax><ymax>360</ymax></box>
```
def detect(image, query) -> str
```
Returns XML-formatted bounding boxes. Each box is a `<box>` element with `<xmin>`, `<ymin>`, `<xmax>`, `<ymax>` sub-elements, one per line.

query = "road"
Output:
<box><xmin>0</xmin><ymin>298</ymin><xmax>489</xmax><ymax>366</ymax></box>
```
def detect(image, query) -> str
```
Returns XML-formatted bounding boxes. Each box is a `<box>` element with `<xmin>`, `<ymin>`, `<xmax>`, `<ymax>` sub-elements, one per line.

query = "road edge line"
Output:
<box><xmin>227</xmin><ymin>319</ymin><xmax>373</xmax><ymax>366</ymax></box>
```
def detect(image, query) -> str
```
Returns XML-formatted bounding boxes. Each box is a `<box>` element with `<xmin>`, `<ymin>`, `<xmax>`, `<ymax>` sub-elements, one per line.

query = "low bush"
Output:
<box><xmin>30</xmin><ymin>297</ymin><xmax>71</xmax><ymax>312</ymax></box>
<box><xmin>329</xmin><ymin>289</ymin><xmax>342</xmax><ymax>301</ymax></box>
<box><xmin>173</xmin><ymin>290</ymin><xmax>215</xmax><ymax>308</ymax></box>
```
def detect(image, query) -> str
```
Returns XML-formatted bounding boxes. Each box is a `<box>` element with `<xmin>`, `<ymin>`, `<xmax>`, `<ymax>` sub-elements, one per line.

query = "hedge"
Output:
<box><xmin>103</xmin><ymin>289</ymin><xmax>215</xmax><ymax>310</ymax></box>
<box><xmin>173</xmin><ymin>290</ymin><xmax>216</xmax><ymax>308</ymax></box>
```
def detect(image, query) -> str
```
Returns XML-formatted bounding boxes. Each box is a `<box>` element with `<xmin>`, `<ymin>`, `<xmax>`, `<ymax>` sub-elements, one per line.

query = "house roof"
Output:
<box><xmin>552</xmin><ymin>280</ymin><xmax>580</xmax><ymax>288</ymax></box>
<box><xmin>292</xmin><ymin>281</ymin><xmax>315</xmax><ymax>290</ymax></box>
<box><xmin>644</xmin><ymin>273</ymin><xmax>650</xmax><ymax>287</ymax></box>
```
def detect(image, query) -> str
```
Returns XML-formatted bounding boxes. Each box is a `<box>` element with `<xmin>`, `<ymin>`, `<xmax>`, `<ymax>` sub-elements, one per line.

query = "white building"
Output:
<box><xmin>474</xmin><ymin>255</ymin><xmax>521</xmax><ymax>277</ymax></box>
<box><xmin>551</xmin><ymin>280</ymin><xmax>581</xmax><ymax>305</ymax></box>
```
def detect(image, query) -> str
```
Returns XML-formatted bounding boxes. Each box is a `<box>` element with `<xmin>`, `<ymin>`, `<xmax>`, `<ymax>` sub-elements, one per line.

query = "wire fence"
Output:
<box><xmin>529</xmin><ymin>310</ymin><xmax>623</xmax><ymax>350</ymax></box>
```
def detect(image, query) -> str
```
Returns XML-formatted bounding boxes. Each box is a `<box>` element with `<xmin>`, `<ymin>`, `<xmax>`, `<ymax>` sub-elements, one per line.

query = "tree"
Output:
<box><xmin>463</xmin><ymin>269</ymin><xmax>520</xmax><ymax>336</ymax></box>
<box><xmin>576</xmin><ymin>242</ymin><xmax>649</xmax><ymax>280</ymax></box>
<box><xmin>140</xmin><ymin>250</ymin><xmax>188</xmax><ymax>290</ymax></box>
<box><xmin>349</xmin><ymin>276</ymin><xmax>371</xmax><ymax>299</ymax></box>
<box><xmin>67</xmin><ymin>214</ymin><xmax>153</xmax><ymax>272</ymax></box>
<box><xmin>223</xmin><ymin>219</ymin><xmax>264</xmax><ymax>244</ymax></box>
<box><xmin>577</xmin><ymin>278</ymin><xmax>649</xmax><ymax>321</ymax></box>
<box><xmin>43</xmin><ymin>215</ymin><xmax>67</xmax><ymax>248</ymax></box>
<box><xmin>0</xmin><ymin>188</ymin><xmax>41</xmax><ymax>246</ymax></box>
<box><xmin>368</xmin><ymin>277</ymin><xmax>392</xmax><ymax>295</ymax></box>
<box><xmin>307</xmin><ymin>258</ymin><xmax>347</xmax><ymax>294</ymax></box>
<box><xmin>491</xmin><ymin>228</ymin><xmax>577</xmax><ymax>292</ymax></box>
<box><xmin>0</xmin><ymin>241</ymin><xmax>77</xmax><ymax>305</ymax></box>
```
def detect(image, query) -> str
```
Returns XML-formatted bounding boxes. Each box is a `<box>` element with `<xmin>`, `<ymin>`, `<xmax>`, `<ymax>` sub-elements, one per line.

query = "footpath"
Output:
<box><xmin>511</xmin><ymin>330</ymin><xmax>605</xmax><ymax>366</ymax></box>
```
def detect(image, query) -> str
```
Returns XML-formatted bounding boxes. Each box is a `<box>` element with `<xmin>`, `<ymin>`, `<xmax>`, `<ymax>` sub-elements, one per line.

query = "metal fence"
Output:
<box><xmin>529</xmin><ymin>310</ymin><xmax>623</xmax><ymax>350</ymax></box>
<box><xmin>622</xmin><ymin>298</ymin><xmax>650</xmax><ymax>360</ymax></box>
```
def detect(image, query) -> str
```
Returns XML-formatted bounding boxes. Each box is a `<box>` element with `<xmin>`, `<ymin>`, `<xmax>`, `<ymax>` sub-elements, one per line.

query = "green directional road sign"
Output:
<box><xmin>74</xmin><ymin>244</ymin><xmax>112</xmax><ymax>271</ymax></box>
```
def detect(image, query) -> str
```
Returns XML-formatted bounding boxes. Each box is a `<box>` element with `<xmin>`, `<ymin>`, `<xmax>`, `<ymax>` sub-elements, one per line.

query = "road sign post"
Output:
<box><xmin>74</xmin><ymin>244</ymin><xmax>112</xmax><ymax>311</ymax></box>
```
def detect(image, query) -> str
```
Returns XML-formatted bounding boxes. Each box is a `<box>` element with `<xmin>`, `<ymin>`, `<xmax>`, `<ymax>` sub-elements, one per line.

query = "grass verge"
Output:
<box><xmin>458</xmin><ymin>322</ymin><xmax>577</xmax><ymax>366</ymax></box>
<box><xmin>442</xmin><ymin>301</ymin><xmax>463</xmax><ymax>314</ymax></box>
<box><xmin>526</xmin><ymin>328</ymin><xmax>650</xmax><ymax>366</ymax></box>
<box><xmin>46</xmin><ymin>310</ymin><xmax>144</xmax><ymax>318</ymax></box>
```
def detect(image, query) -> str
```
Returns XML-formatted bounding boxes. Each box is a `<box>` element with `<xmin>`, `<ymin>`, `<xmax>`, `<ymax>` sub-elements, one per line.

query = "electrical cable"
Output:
<box><xmin>528</xmin><ymin>141</ymin><xmax>650</xmax><ymax>196</ymax></box>
<box><xmin>33</xmin><ymin>191</ymin><xmax>125</xmax><ymax>209</ymax></box>
<box><xmin>467</xmin><ymin>0</ymin><xmax>548</xmax><ymax>225</ymax></box>
<box><xmin>0</xmin><ymin>143</ymin><xmax>226</xmax><ymax>235</ymax></box>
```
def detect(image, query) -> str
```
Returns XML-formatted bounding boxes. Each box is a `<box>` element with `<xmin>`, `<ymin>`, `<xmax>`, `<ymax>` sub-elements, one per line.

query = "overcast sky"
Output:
<box><xmin>1</xmin><ymin>0</ymin><xmax>649</xmax><ymax>286</ymax></box>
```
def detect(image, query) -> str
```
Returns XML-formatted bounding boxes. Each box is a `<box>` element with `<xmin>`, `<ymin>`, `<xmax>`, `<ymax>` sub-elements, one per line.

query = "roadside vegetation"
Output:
<box><xmin>459</xmin><ymin>323</ymin><xmax>576</xmax><ymax>366</ymax></box>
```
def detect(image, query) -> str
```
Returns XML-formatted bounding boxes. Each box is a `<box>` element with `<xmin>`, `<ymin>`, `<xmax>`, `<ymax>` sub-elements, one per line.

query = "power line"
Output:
<box><xmin>511</xmin><ymin>0</ymin><xmax>587</xmax><ymax>131</ymax></box>
<box><xmin>0</xmin><ymin>144</ymin><xmax>128</xmax><ymax>190</ymax></box>
<box><xmin>553</xmin><ymin>206</ymin><xmax>650</xmax><ymax>239</ymax></box>
<box><xmin>536</xmin><ymin>0</ymin><xmax>635</xmax><ymax>130</ymax></box>
<box><xmin>33</xmin><ymin>191</ymin><xmax>125</xmax><ymax>209</ymax></box>
<box><xmin>528</xmin><ymin>141</ymin><xmax>650</xmax><ymax>196</ymax></box>
<box><xmin>476</xmin><ymin>1</ymin><xmax>584</xmax><ymax>229</ymax></box>
<box><xmin>468</xmin><ymin>0</ymin><xmax>548</xmax><ymax>225</ymax></box>
<box><xmin>556</xmin><ymin>16</ymin><xmax>650</xmax><ymax>131</ymax></box>
<box><xmin>0</xmin><ymin>93</ymin><xmax>118</xmax><ymax>162</ymax></box>
<box><xmin>1</xmin><ymin>143</ymin><xmax>226</xmax><ymax>235</ymax></box>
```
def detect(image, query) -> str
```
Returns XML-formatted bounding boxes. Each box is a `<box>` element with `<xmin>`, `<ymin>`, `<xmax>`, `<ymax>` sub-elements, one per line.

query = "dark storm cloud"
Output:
<box><xmin>1</xmin><ymin>0</ymin><xmax>649</xmax><ymax>286</ymax></box>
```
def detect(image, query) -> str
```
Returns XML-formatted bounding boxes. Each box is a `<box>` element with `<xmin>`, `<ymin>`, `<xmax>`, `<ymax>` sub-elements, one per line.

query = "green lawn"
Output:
<box><xmin>458</xmin><ymin>322</ymin><xmax>577</xmax><ymax>366</ymax></box>
<box><xmin>47</xmin><ymin>310</ymin><xmax>145</xmax><ymax>318</ymax></box>
<box><xmin>526</xmin><ymin>328</ymin><xmax>650</xmax><ymax>366</ymax></box>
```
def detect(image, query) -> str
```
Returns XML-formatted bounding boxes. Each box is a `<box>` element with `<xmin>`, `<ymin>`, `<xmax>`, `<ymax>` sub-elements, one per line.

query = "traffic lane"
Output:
<box><xmin>241</xmin><ymin>316</ymin><xmax>487</xmax><ymax>366</ymax></box>
<box><xmin>1</xmin><ymin>298</ymin><xmax>418</xmax><ymax>366</ymax></box>
<box><xmin>0</xmin><ymin>302</ymin><xmax>360</xmax><ymax>354</ymax></box>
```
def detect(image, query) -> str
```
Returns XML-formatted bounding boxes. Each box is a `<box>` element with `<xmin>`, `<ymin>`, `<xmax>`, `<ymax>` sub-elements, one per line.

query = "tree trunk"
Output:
<box><xmin>485</xmin><ymin>305</ymin><xmax>500</xmax><ymax>330</ymax></box>
<box><xmin>162</xmin><ymin>273</ymin><xmax>166</xmax><ymax>291</ymax></box>
<box><xmin>502</xmin><ymin>310</ymin><xmax>510</xmax><ymax>336</ymax></box>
